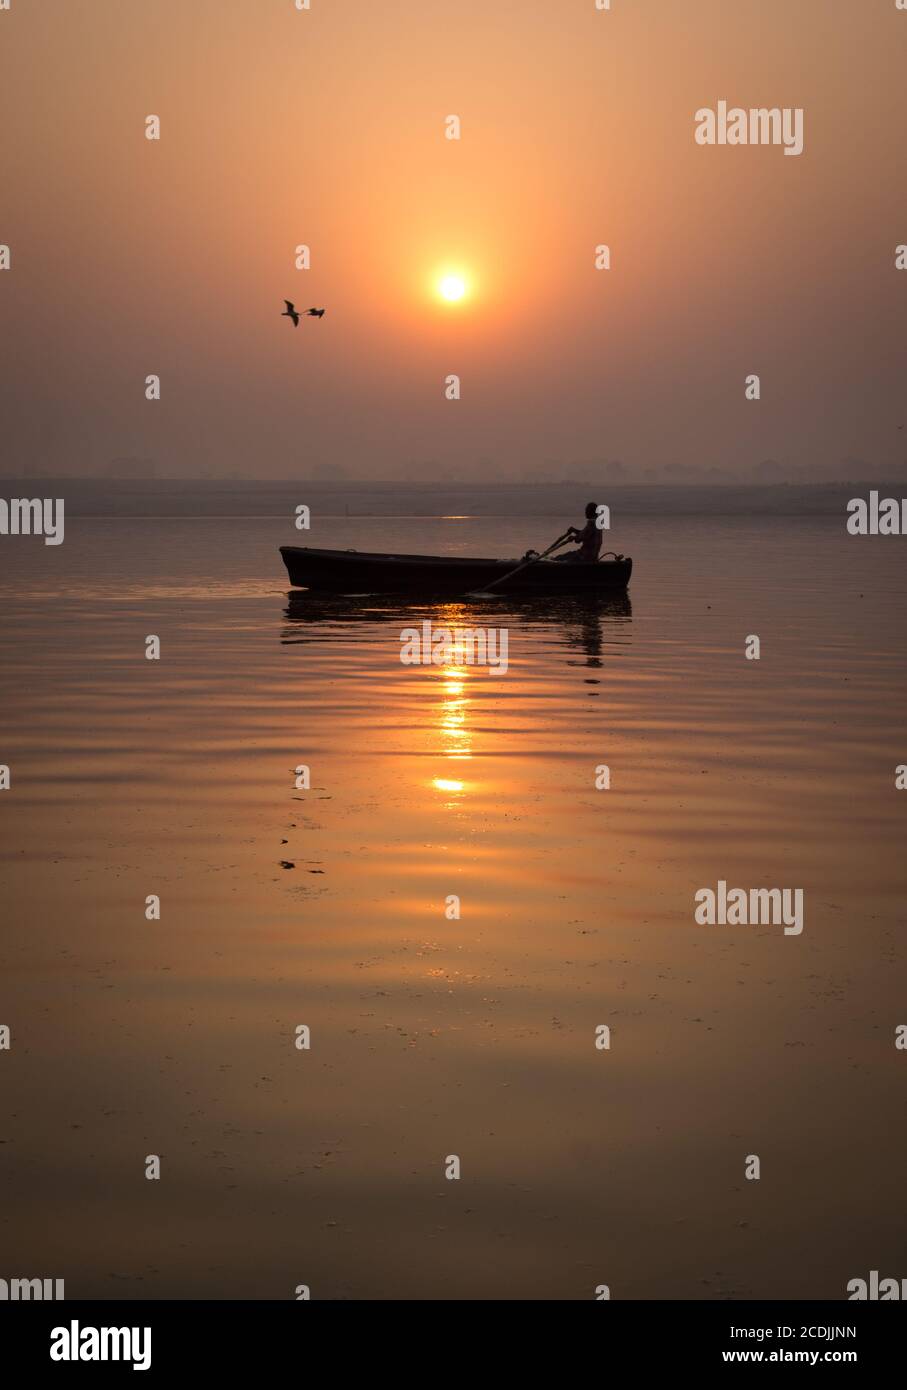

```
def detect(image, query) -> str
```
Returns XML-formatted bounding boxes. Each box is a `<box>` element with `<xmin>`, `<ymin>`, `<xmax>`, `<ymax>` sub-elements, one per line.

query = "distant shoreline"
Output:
<box><xmin>0</xmin><ymin>479</ymin><xmax>901</xmax><ymax>520</ymax></box>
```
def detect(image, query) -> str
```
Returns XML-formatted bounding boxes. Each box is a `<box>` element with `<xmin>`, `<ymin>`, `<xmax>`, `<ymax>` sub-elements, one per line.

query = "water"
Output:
<box><xmin>1</xmin><ymin>511</ymin><xmax>905</xmax><ymax>1298</ymax></box>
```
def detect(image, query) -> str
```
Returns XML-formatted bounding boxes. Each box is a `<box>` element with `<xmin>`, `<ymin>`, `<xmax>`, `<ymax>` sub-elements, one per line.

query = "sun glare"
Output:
<box><xmin>438</xmin><ymin>274</ymin><xmax>467</xmax><ymax>302</ymax></box>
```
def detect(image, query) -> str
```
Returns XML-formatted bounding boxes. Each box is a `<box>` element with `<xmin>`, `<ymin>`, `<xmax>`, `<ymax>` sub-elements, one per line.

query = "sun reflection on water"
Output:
<box><xmin>436</xmin><ymin>660</ymin><xmax>473</xmax><ymax>761</ymax></box>
<box><xmin>430</xmin><ymin>633</ymin><xmax>474</xmax><ymax>797</ymax></box>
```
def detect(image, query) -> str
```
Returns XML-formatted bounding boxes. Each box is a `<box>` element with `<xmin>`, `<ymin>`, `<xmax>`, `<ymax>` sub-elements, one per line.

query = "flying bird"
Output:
<box><xmin>282</xmin><ymin>301</ymin><xmax>325</xmax><ymax>326</ymax></box>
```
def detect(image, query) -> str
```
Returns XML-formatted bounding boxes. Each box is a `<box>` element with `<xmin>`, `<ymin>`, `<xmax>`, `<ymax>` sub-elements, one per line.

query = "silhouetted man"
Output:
<box><xmin>556</xmin><ymin>502</ymin><xmax>604</xmax><ymax>563</ymax></box>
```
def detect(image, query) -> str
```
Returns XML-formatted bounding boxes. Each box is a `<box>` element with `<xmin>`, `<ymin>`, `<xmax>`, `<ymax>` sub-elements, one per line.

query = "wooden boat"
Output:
<box><xmin>280</xmin><ymin>545</ymin><xmax>632</xmax><ymax>595</ymax></box>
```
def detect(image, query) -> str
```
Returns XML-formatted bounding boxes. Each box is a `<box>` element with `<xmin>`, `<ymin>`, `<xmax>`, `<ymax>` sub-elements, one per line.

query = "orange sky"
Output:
<box><xmin>1</xmin><ymin>0</ymin><xmax>906</xmax><ymax>481</ymax></box>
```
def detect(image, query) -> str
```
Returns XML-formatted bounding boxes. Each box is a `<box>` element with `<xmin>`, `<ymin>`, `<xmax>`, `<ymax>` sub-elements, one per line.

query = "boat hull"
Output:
<box><xmin>279</xmin><ymin>546</ymin><xmax>632</xmax><ymax>595</ymax></box>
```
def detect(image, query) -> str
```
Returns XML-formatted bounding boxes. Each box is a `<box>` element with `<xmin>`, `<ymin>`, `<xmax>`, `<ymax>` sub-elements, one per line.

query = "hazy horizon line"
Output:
<box><xmin>3</xmin><ymin>477</ymin><xmax>905</xmax><ymax>490</ymax></box>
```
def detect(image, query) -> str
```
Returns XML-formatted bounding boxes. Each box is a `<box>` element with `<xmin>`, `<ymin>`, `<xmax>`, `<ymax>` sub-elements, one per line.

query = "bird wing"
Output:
<box><xmin>284</xmin><ymin>300</ymin><xmax>295</xmax><ymax>313</ymax></box>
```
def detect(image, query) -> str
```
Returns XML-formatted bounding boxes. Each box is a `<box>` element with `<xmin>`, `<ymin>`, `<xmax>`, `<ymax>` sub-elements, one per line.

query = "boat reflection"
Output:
<box><xmin>280</xmin><ymin>590</ymin><xmax>632</xmax><ymax>809</ymax></box>
<box><xmin>281</xmin><ymin>589</ymin><xmax>631</xmax><ymax>655</ymax></box>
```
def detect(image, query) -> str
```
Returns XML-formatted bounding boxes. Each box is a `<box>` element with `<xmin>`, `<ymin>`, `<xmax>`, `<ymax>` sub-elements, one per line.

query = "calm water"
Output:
<box><xmin>1</xmin><ymin>511</ymin><xmax>905</xmax><ymax>1299</ymax></box>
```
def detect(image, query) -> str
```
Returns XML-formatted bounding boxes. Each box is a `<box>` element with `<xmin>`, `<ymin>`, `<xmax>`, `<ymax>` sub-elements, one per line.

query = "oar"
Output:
<box><xmin>466</xmin><ymin>530</ymin><xmax>572</xmax><ymax>598</ymax></box>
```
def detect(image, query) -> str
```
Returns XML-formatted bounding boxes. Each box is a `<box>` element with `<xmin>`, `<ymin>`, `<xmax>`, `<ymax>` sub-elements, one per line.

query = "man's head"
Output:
<box><xmin>584</xmin><ymin>501</ymin><xmax>598</xmax><ymax>520</ymax></box>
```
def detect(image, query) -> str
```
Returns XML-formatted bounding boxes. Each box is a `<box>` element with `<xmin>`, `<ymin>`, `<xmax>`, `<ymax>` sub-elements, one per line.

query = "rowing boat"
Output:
<box><xmin>279</xmin><ymin>545</ymin><xmax>632</xmax><ymax>595</ymax></box>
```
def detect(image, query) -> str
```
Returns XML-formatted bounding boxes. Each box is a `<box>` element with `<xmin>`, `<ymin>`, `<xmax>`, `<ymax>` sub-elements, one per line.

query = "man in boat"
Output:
<box><xmin>554</xmin><ymin>502</ymin><xmax>604</xmax><ymax>563</ymax></box>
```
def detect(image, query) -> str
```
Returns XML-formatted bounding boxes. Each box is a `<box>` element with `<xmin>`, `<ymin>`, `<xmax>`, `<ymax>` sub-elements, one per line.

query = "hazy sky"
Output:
<box><xmin>1</xmin><ymin>0</ymin><xmax>906</xmax><ymax>481</ymax></box>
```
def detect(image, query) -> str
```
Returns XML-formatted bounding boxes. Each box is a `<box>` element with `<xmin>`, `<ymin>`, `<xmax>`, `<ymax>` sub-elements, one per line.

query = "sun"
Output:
<box><xmin>438</xmin><ymin>274</ymin><xmax>467</xmax><ymax>303</ymax></box>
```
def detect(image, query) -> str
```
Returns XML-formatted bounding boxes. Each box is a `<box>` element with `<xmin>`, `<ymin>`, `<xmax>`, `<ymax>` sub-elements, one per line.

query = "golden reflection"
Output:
<box><xmin>437</xmin><ymin>660</ymin><xmax>473</xmax><ymax>762</ymax></box>
<box><xmin>428</xmin><ymin>609</ymin><xmax>476</xmax><ymax>790</ymax></box>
